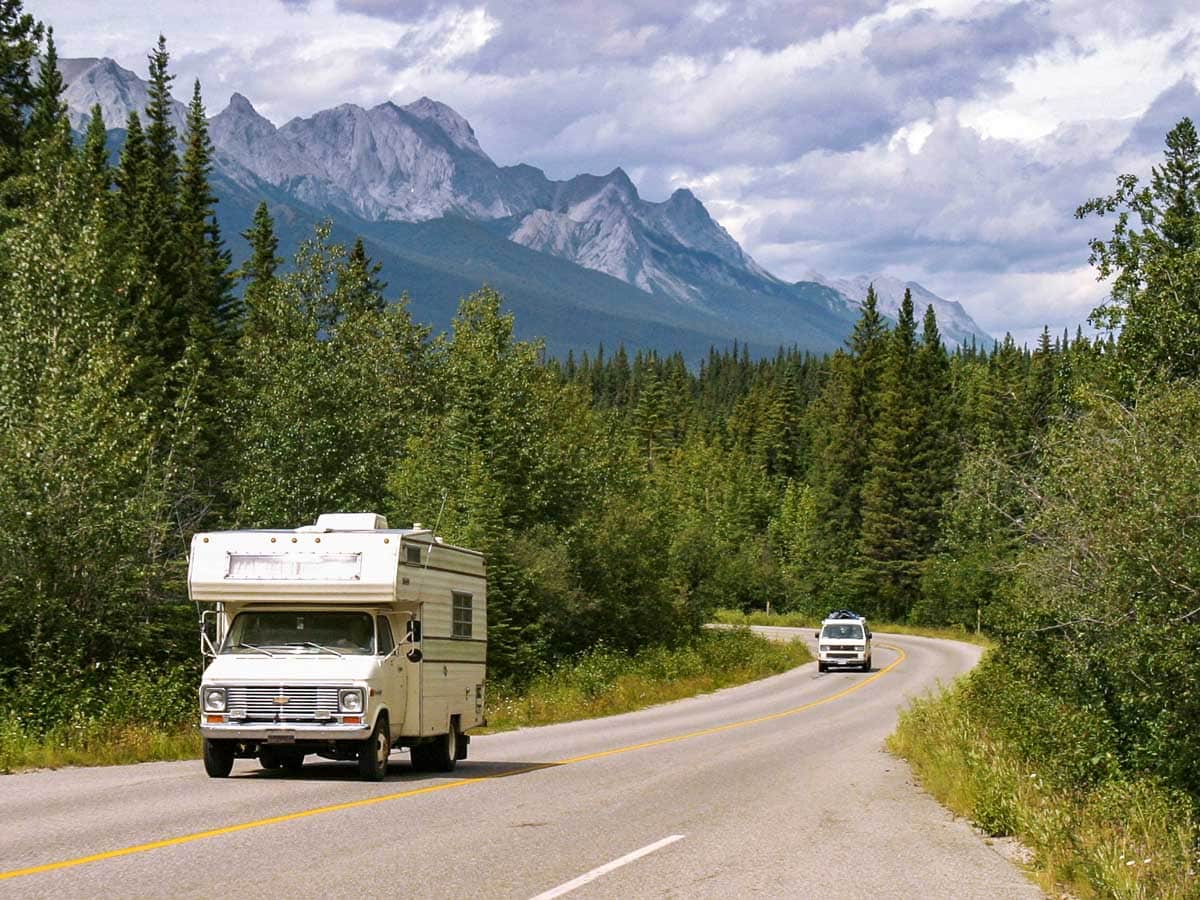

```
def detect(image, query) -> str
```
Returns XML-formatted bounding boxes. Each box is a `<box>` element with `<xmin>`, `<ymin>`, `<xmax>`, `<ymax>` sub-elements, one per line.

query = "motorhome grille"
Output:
<box><xmin>226</xmin><ymin>686</ymin><xmax>341</xmax><ymax>721</ymax></box>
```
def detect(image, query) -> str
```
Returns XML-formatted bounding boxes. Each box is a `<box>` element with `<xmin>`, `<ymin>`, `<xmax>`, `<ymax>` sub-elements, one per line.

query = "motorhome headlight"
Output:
<box><xmin>338</xmin><ymin>689</ymin><xmax>364</xmax><ymax>713</ymax></box>
<box><xmin>202</xmin><ymin>687</ymin><xmax>227</xmax><ymax>712</ymax></box>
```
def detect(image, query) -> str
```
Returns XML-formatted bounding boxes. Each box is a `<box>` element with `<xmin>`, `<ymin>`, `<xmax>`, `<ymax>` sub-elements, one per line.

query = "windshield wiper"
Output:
<box><xmin>287</xmin><ymin>641</ymin><xmax>345</xmax><ymax>657</ymax></box>
<box><xmin>231</xmin><ymin>642</ymin><xmax>276</xmax><ymax>657</ymax></box>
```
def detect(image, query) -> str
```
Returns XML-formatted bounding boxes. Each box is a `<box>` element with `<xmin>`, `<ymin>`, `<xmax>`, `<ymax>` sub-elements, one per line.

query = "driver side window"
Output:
<box><xmin>377</xmin><ymin>616</ymin><xmax>395</xmax><ymax>655</ymax></box>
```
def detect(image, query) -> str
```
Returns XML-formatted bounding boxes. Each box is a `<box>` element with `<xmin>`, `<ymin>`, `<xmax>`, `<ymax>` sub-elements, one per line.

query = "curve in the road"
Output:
<box><xmin>0</xmin><ymin>642</ymin><xmax>906</xmax><ymax>884</ymax></box>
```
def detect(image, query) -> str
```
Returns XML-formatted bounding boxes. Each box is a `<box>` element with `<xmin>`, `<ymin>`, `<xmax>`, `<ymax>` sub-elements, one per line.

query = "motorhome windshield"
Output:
<box><xmin>822</xmin><ymin>623</ymin><xmax>864</xmax><ymax>640</ymax></box>
<box><xmin>222</xmin><ymin>611</ymin><xmax>374</xmax><ymax>655</ymax></box>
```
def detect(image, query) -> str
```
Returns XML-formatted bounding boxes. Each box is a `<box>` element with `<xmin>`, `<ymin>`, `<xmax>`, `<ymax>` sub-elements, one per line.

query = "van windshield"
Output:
<box><xmin>822</xmin><ymin>623</ymin><xmax>864</xmax><ymax>640</ymax></box>
<box><xmin>222</xmin><ymin>611</ymin><xmax>375</xmax><ymax>655</ymax></box>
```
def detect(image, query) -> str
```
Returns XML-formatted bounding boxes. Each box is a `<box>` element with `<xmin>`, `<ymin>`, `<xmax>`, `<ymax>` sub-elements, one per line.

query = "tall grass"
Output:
<box><xmin>0</xmin><ymin>663</ymin><xmax>200</xmax><ymax>773</ymax></box>
<box><xmin>890</xmin><ymin>678</ymin><xmax>1199</xmax><ymax>899</ymax></box>
<box><xmin>485</xmin><ymin>628</ymin><xmax>811</xmax><ymax>730</ymax></box>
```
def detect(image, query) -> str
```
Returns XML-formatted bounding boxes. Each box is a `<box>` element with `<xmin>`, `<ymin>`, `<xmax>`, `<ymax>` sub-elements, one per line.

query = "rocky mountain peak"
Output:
<box><xmin>667</xmin><ymin>186</ymin><xmax>701</xmax><ymax>207</ymax></box>
<box><xmin>212</xmin><ymin>92</ymin><xmax>275</xmax><ymax>134</ymax></box>
<box><xmin>402</xmin><ymin>95</ymin><xmax>486</xmax><ymax>158</ymax></box>
<box><xmin>226</xmin><ymin>92</ymin><xmax>258</xmax><ymax>115</ymax></box>
<box><xmin>60</xmin><ymin>55</ymin><xmax>188</xmax><ymax>133</ymax></box>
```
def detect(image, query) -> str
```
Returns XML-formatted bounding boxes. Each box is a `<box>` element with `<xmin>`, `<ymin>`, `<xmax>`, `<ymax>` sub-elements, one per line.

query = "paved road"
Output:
<box><xmin>0</xmin><ymin>630</ymin><xmax>1040</xmax><ymax>899</ymax></box>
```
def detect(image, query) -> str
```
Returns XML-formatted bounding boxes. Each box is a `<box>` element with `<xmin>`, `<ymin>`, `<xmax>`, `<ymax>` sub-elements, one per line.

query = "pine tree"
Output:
<box><xmin>143</xmin><ymin>35</ymin><xmax>179</xmax><ymax>201</ymax></box>
<box><xmin>804</xmin><ymin>285</ymin><xmax>890</xmax><ymax>607</ymax></box>
<box><xmin>0</xmin><ymin>0</ymin><xmax>41</xmax><ymax>175</ymax></box>
<box><xmin>239</xmin><ymin>201</ymin><xmax>281</xmax><ymax>324</ymax></box>
<box><xmin>78</xmin><ymin>104</ymin><xmax>110</xmax><ymax>194</ymax></box>
<box><xmin>25</xmin><ymin>25</ymin><xmax>64</xmax><ymax>146</ymax></box>
<box><xmin>1027</xmin><ymin>326</ymin><xmax>1057</xmax><ymax>433</ymax></box>
<box><xmin>1152</xmin><ymin>118</ymin><xmax>1200</xmax><ymax>252</ymax></box>
<box><xmin>855</xmin><ymin>288</ymin><xmax>922</xmax><ymax>619</ymax></box>
<box><xmin>1078</xmin><ymin>117</ymin><xmax>1200</xmax><ymax>386</ymax></box>
<box><xmin>338</xmin><ymin>237</ymin><xmax>386</xmax><ymax>318</ymax></box>
<box><xmin>912</xmin><ymin>303</ymin><xmax>956</xmax><ymax>563</ymax></box>
<box><xmin>114</xmin><ymin>111</ymin><xmax>146</xmax><ymax>228</ymax></box>
<box><xmin>178</xmin><ymin>78</ymin><xmax>235</xmax><ymax>349</ymax></box>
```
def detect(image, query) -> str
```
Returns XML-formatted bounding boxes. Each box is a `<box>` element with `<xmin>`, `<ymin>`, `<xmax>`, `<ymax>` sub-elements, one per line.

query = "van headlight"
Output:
<box><xmin>339</xmin><ymin>689</ymin><xmax>364</xmax><ymax>713</ymax></box>
<box><xmin>202</xmin><ymin>687</ymin><xmax>227</xmax><ymax>712</ymax></box>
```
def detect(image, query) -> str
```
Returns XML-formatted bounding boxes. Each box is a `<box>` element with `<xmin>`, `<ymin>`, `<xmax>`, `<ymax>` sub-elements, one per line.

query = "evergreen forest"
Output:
<box><xmin>2</xmin><ymin>4</ymin><xmax>1199</xmax><ymax>864</ymax></box>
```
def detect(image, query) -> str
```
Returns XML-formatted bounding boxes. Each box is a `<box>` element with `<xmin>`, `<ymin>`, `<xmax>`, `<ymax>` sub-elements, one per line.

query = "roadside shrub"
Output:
<box><xmin>891</xmin><ymin>667</ymin><xmax>1199</xmax><ymax>898</ymax></box>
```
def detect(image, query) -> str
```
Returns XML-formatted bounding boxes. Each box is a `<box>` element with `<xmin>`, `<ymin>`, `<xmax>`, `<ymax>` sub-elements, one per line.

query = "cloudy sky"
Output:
<box><xmin>34</xmin><ymin>0</ymin><xmax>1200</xmax><ymax>344</ymax></box>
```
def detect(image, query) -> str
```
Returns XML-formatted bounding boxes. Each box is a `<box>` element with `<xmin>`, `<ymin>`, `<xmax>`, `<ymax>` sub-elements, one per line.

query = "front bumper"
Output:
<box><xmin>819</xmin><ymin>649</ymin><xmax>868</xmax><ymax>665</ymax></box>
<box><xmin>199</xmin><ymin>721</ymin><xmax>373</xmax><ymax>741</ymax></box>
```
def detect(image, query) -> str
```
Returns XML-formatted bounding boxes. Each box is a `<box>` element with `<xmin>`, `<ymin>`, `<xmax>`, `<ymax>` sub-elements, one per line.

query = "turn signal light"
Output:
<box><xmin>206</xmin><ymin>715</ymin><xmax>225</xmax><ymax>724</ymax></box>
<box><xmin>343</xmin><ymin>716</ymin><xmax>362</xmax><ymax>725</ymax></box>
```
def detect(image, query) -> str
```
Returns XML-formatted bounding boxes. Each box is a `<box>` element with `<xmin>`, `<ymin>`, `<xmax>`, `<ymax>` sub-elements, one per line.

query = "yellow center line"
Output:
<box><xmin>0</xmin><ymin>642</ymin><xmax>906</xmax><ymax>882</ymax></box>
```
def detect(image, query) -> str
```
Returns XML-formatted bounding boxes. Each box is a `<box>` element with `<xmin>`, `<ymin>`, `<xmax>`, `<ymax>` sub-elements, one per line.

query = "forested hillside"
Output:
<box><xmin>2</xmin><ymin>10</ymin><xmax>1198</xmax><ymax>886</ymax></box>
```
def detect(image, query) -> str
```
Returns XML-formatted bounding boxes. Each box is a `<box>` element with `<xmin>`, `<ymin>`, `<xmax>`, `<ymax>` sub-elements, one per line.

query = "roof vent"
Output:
<box><xmin>314</xmin><ymin>513</ymin><xmax>388</xmax><ymax>531</ymax></box>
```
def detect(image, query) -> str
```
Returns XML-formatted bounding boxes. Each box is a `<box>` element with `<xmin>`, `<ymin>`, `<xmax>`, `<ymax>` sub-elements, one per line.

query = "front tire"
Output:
<box><xmin>817</xmin><ymin>661</ymin><xmax>828</xmax><ymax>673</ymax></box>
<box><xmin>203</xmin><ymin>739</ymin><xmax>235</xmax><ymax>778</ymax></box>
<box><xmin>259</xmin><ymin>748</ymin><xmax>282</xmax><ymax>771</ymax></box>
<box><xmin>863</xmin><ymin>656</ymin><xmax>872</xmax><ymax>672</ymax></box>
<box><xmin>358</xmin><ymin>715</ymin><xmax>390</xmax><ymax>781</ymax></box>
<box><xmin>280</xmin><ymin>750</ymin><xmax>306</xmax><ymax>774</ymax></box>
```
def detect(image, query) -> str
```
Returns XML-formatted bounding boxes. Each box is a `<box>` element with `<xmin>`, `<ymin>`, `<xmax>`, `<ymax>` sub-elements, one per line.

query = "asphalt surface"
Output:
<box><xmin>0</xmin><ymin>629</ymin><xmax>1041</xmax><ymax>899</ymax></box>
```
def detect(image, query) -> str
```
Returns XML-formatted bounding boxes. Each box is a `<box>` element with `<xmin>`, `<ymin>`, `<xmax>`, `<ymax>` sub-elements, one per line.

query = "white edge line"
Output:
<box><xmin>528</xmin><ymin>834</ymin><xmax>686</xmax><ymax>900</ymax></box>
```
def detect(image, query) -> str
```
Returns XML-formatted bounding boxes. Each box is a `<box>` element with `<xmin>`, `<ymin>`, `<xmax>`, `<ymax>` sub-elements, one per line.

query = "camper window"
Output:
<box><xmin>452</xmin><ymin>592</ymin><xmax>473</xmax><ymax>638</ymax></box>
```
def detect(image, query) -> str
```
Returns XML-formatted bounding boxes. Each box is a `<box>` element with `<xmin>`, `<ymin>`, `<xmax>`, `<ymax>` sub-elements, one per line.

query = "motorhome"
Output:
<box><xmin>190</xmin><ymin>513</ymin><xmax>486</xmax><ymax>780</ymax></box>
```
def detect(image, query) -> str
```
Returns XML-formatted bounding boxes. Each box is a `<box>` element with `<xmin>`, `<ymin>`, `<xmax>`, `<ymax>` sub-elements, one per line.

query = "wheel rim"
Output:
<box><xmin>375</xmin><ymin>730</ymin><xmax>388</xmax><ymax>771</ymax></box>
<box><xmin>448</xmin><ymin>726</ymin><xmax>457</xmax><ymax>760</ymax></box>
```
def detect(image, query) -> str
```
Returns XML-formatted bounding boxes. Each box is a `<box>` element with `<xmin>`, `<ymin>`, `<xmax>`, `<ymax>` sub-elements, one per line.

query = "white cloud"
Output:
<box><xmin>959</xmin><ymin>24</ymin><xmax>1199</xmax><ymax>143</ymax></box>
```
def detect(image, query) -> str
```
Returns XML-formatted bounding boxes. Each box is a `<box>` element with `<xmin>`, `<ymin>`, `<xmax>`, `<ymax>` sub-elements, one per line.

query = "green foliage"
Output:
<box><xmin>0</xmin><ymin>0</ymin><xmax>41</xmax><ymax>177</ymax></box>
<box><xmin>996</xmin><ymin>386</ymin><xmax>1200</xmax><ymax>799</ymax></box>
<box><xmin>1078</xmin><ymin>117</ymin><xmax>1200</xmax><ymax>389</ymax></box>
<box><xmin>229</xmin><ymin>224</ymin><xmax>430</xmax><ymax>527</ymax></box>
<box><xmin>892</xmin><ymin>670</ymin><xmax>1199</xmax><ymax>899</ymax></box>
<box><xmin>0</xmin><ymin>129</ymin><xmax>194</xmax><ymax>681</ymax></box>
<box><xmin>24</xmin><ymin>25</ymin><xmax>64</xmax><ymax>146</ymax></box>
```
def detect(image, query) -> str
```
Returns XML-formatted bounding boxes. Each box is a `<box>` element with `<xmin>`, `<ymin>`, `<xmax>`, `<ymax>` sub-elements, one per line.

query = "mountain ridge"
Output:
<box><xmin>60</xmin><ymin>56</ymin><xmax>993</xmax><ymax>358</ymax></box>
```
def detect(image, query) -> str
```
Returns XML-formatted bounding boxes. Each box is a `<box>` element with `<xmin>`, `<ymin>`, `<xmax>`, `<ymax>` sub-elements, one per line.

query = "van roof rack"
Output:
<box><xmin>825</xmin><ymin>609</ymin><xmax>865</xmax><ymax>620</ymax></box>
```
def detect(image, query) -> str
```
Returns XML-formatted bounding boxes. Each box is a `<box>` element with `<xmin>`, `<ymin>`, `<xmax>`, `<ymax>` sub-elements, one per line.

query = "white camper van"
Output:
<box><xmin>190</xmin><ymin>513</ymin><xmax>486</xmax><ymax>781</ymax></box>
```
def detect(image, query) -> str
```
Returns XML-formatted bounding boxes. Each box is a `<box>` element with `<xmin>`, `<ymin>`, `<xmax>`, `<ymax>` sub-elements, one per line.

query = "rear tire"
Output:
<box><xmin>433</xmin><ymin>720</ymin><xmax>459</xmax><ymax>773</ymax></box>
<box><xmin>203</xmin><ymin>739</ymin><xmax>235</xmax><ymax>778</ymax></box>
<box><xmin>358</xmin><ymin>716</ymin><xmax>390</xmax><ymax>782</ymax></box>
<box><xmin>413</xmin><ymin>720</ymin><xmax>459</xmax><ymax>772</ymax></box>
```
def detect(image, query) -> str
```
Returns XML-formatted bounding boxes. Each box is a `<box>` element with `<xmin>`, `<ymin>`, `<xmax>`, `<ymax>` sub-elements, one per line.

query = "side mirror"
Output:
<box><xmin>406</xmin><ymin>620</ymin><xmax>422</xmax><ymax>643</ymax></box>
<box><xmin>406</xmin><ymin>648</ymin><xmax>423</xmax><ymax>663</ymax></box>
<box><xmin>814</xmin><ymin>632</ymin><xmax>820</xmax><ymax>640</ymax></box>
